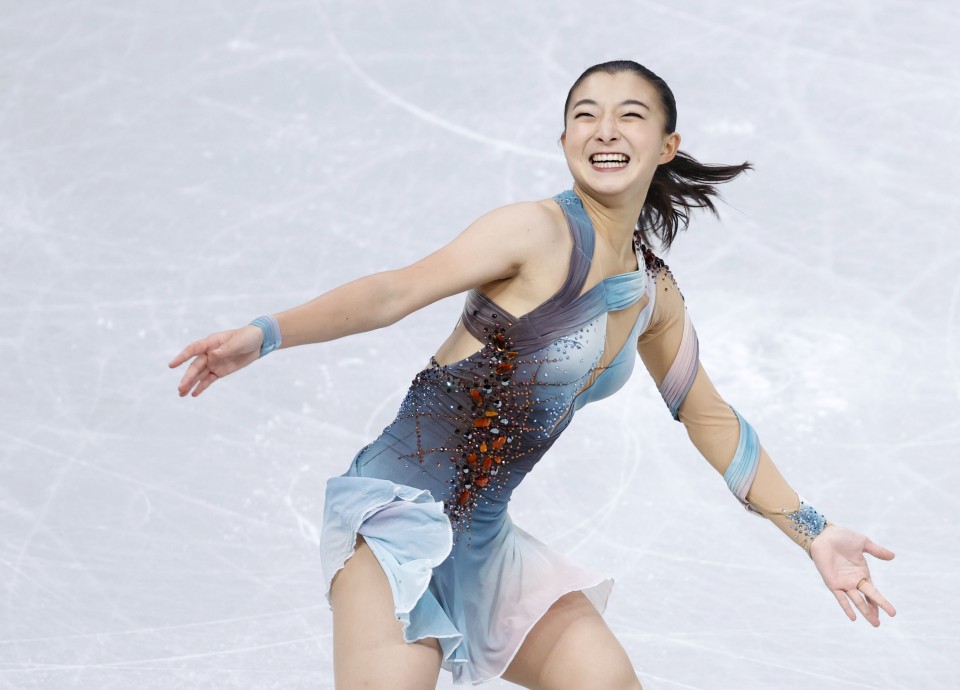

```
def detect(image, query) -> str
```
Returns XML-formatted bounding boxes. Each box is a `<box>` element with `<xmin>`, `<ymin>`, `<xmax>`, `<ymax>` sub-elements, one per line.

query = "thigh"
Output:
<box><xmin>502</xmin><ymin>591</ymin><xmax>643</xmax><ymax>690</ymax></box>
<box><xmin>330</xmin><ymin>535</ymin><xmax>442</xmax><ymax>690</ymax></box>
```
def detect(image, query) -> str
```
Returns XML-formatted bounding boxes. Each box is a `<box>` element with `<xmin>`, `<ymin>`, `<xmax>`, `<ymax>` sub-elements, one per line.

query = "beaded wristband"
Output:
<box><xmin>783</xmin><ymin>496</ymin><xmax>828</xmax><ymax>551</ymax></box>
<box><xmin>250</xmin><ymin>315</ymin><xmax>282</xmax><ymax>358</ymax></box>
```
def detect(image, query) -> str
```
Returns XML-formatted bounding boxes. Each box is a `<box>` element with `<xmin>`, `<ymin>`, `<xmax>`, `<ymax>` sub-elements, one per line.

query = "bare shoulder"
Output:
<box><xmin>465</xmin><ymin>198</ymin><xmax>575</xmax><ymax>311</ymax></box>
<box><xmin>399</xmin><ymin>198</ymin><xmax>568</xmax><ymax>300</ymax></box>
<box><xmin>467</xmin><ymin>199</ymin><xmax>569</xmax><ymax>255</ymax></box>
<box><xmin>473</xmin><ymin>199</ymin><xmax>563</xmax><ymax>234</ymax></box>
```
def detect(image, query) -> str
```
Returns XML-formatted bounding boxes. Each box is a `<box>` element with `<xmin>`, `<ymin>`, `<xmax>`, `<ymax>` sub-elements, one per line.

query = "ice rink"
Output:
<box><xmin>1</xmin><ymin>1</ymin><xmax>957</xmax><ymax>688</ymax></box>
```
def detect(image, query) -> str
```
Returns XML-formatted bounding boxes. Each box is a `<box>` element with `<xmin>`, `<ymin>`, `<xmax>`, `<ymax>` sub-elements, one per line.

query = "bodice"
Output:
<box><xmin>350</xmin><ymin>190</ymin><xmax>660</xmax><ymax>538</ymax></box>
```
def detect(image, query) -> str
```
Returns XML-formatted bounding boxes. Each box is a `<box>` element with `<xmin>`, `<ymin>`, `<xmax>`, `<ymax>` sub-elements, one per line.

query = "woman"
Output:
<box><xmin>169</xmin><ymin>61</ymin><xmax>897</xmax><ymax>689</ymax></box>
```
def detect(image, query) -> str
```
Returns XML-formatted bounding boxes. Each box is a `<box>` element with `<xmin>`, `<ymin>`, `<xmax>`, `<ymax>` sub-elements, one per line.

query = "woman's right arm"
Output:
<box><xmin>274</xmin><ymin>202</ymin><xmax>547</xmax><ymax>347</ymax></box>
<box><xmin>169</xmin><ymin>202</ymin><xmax>555</xmax><ymax>396</ymax></box>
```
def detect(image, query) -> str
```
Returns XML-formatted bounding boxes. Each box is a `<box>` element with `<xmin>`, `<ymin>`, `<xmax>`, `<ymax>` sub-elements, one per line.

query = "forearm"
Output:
<box><xmin>273</xmin><ymin>271</ymin><xmax>404</xmax><ymax>348</ymax></box>
<box><xmin>679</xmin><ymin>367</ymin><xmax>827</xmax><ymax>555</ymax></box>
<box><xmin>745</xmin><ymin>446</ymin><xmax>824</xmax><ymax>552</ymax></box>
<box><xmin>639</xmin><ymin>263</ymin><xmax>828</xmax><ymax>558</ymax></box>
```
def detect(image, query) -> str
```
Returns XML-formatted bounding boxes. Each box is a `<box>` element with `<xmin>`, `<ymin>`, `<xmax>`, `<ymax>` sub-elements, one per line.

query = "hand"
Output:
<box><xmin>809</xmin><ymin>523</ymin><xmax>896</xmax><ymax>627</ymax></box>
<box><xmin>168</xmin><ymin>325</ymin><xmax>264</xmax><ymax>397</ymax></box>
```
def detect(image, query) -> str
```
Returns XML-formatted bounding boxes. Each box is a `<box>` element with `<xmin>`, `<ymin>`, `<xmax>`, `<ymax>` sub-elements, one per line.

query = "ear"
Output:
<box><xmin>659</xmin><ymin>131</ymin><xmax>681</xmax><ymax>164</ymax></box>
<box><xmin>559</xmin><ymin>130</ymin><xmax>566</xmax><ymax>146</ymax></box>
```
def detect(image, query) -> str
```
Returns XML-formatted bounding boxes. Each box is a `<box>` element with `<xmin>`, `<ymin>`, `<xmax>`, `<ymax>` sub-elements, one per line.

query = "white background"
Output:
<box><xmin>1</xmin><ymin>1</ymin><xmax>957</xmax><ymax>688</ymax></box>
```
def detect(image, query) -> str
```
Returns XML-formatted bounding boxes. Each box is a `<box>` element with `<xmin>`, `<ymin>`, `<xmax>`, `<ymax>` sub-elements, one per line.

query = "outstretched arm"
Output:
<box><xmin>169</xmin><ymin>202</ymin><xmax>554</xmax><ymax>396</ymax></box>
<box><xmin>269</xmin><ymin>203</ymin><xmax>547</xmax><ymax>349</ymax></box>
<box><xmin>636</xmin><ymin>261</ymin><xmax>896</xmax><ymax>626</ymax></box>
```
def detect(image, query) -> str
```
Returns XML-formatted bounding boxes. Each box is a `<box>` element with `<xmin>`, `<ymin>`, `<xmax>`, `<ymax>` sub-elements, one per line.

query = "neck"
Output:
<box><xmin>572</xmin><ymin>182</ymin><xmax>648</xmax><ymax>263</ymax></box>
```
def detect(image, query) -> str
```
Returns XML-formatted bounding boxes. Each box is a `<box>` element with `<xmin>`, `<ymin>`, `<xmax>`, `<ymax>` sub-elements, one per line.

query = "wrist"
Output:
<box><xmin>782</xmin><ymin>497</ymin><xmax>828</xmax><ymax>555</ymax></box>
<box><xmin>250</xmin><ymin>315</ymin><xmax>282</xmax><ymax>357</ymax></box>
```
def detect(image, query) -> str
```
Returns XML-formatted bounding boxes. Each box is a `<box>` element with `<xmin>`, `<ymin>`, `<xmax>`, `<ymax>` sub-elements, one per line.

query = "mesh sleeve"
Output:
<box><xmin>636</xmin><ymin>263</ymin><xmax>828</xmax><ymax>556</ymax></box>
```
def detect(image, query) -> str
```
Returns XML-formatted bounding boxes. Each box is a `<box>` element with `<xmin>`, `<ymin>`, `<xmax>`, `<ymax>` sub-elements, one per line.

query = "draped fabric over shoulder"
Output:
<box><xmin>320</xmin><ymin>189</ymin><xmax>663</xmax><ymax>684</ymax></box>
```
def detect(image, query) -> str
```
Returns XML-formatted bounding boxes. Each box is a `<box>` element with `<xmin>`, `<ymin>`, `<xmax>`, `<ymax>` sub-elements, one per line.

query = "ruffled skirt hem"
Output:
<box><xmin>321</xmin><ymin>476</ymin><xmax>466</xmax><ymax>665</ymax></box>
<box><xmin>320</xmin><ymin>475</ymin><xmax>615</xmax><ymax>685</ymax></box>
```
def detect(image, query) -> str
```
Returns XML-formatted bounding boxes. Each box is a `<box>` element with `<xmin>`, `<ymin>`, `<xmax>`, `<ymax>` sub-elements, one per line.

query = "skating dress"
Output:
<box><xmin>319</xmin><ymin>189</ymin><xmax>825</xmax><ymax>685</ymax></box>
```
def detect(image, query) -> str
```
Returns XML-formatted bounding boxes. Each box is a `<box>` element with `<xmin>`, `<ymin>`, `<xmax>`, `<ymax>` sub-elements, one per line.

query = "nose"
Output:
<box><xmin>595</xmin><ymin>113</ymin><xmax>619</xmax><ymax>143</ymax></box>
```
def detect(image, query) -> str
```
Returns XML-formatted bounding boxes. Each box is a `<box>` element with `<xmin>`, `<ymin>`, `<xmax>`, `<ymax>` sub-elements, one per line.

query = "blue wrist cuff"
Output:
<box><xmin>785</xmin><ymin>496</ymin><xmax>828</xmax><ymax>548</ymax></box>
<box><xmin>250</xmin><ymin>315</ymin><xmax>282</xmax><ymax>358</ymax></box>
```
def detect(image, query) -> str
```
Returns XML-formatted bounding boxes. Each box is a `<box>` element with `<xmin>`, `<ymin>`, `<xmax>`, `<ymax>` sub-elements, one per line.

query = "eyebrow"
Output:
<box><xmin>572</xmin><ymin>98</ymin><xmax>650</xmax><ymax>111</ymax></box>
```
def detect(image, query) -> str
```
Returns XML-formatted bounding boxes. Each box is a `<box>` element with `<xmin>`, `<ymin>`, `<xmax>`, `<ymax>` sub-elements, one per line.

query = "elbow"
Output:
<box><xmin>377</xmin><ymin>262</ymin><xmax>453</xmax><ymax>327</ymax></box>
<box><xmin>369</xmin><ymin>270</ymin><xmax>414</xmax><ymax>328</ymax></box>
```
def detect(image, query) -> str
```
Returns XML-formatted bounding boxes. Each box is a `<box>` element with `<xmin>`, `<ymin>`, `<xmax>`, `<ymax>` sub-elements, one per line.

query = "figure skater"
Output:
<box><xmin>169</xmin><ymin>60</ymin><xmax>896</xmax><ymax>690</ymax></box>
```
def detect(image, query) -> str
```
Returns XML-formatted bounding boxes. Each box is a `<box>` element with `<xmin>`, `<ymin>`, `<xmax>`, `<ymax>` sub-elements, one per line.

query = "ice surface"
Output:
<box><xmin>1</xmin><ymin>1</ymin><xmax>957</xmax><ymax>688</ymax></box>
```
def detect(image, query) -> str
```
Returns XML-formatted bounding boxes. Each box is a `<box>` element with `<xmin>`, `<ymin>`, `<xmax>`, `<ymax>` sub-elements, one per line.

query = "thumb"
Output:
<box><xmin>864</xmin><ymin>538</ymin><xmax>895</xmax><ymax>560</ymax></box>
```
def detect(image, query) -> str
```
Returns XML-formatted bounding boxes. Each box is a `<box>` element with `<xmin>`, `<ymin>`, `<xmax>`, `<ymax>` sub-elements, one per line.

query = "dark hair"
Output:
<box><xmin>564</xmin><ymin>60</ymin><xmax>752</xmax><ymax>251</ymax></box>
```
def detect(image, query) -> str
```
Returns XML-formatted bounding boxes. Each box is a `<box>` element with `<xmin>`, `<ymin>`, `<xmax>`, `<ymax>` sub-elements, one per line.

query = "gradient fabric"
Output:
<box><xmin>320</xmin><ymin>189</ymin><xmax>655</xmax><ymax>684</ymax></box>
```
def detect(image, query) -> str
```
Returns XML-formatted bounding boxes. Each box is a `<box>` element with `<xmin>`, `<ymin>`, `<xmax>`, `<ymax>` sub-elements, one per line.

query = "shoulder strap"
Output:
<box><xmin>550</xmin><ymin>189</ymin><xmax>594</xmax><ymax>302</ymax></box>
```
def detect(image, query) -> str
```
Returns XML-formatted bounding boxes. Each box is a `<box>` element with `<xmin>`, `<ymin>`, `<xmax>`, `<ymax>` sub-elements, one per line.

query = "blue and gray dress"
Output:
<box><xmin>319</xmin><ymin>188</ymin><xmax>825</xmax><ymax>684</ymax></box>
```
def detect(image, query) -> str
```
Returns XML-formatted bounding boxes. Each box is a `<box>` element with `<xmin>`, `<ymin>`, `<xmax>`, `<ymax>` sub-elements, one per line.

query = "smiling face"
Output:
<box><xmin>561</xmin><ymin>71</ymin><xmax>680</xmax><ymax>202</ymax></box>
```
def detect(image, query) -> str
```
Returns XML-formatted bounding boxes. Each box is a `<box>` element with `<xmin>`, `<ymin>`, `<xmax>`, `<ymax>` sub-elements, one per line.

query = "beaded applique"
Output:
<box><xmin>403</xmin><ymin>317</ymin><xmax>530</xmax><ymax>542</ymax></box>
<box><xmin>635</xmin><ymin>233</ymin><xmax>684</xmax><ymax>301</ymax></box>
<box><xmin>391</xmin><ymin>207</ymin><xmax>679</xmax><ymax>542</ymax></box>
<box><xmin>442</xmin><ymin>325</ymin><xmax>520</xmax><ymax>528</ymax></box>
<box><xmin>783</xmin><ymin>501</ymin><xmax>828</xmax><ymax>549</ymax></box>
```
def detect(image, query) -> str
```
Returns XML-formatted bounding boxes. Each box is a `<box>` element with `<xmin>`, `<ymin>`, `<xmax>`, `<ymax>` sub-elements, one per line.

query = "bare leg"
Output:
<box><xmin>330</xmin><ymin>535</ymin><xmax>443</xmax><ymax>690</ymax></box>
<box><xmin>502</xmin><ymin>591</ymin><xmax>642</xmax><ymax>690</ymax></box>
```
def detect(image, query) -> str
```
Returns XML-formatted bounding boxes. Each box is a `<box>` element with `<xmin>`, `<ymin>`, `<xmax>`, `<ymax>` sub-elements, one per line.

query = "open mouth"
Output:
<box><xmin>589</xmin><ymin>153</ymin><xmax>630</xmax><ymax>169</ymax></box>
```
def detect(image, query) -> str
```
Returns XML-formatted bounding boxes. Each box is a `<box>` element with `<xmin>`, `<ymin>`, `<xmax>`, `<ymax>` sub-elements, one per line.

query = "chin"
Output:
<box><xmin>579</xmin><ymin>175</ymin><xmax>638</xmax><ymax>199</ymax></box>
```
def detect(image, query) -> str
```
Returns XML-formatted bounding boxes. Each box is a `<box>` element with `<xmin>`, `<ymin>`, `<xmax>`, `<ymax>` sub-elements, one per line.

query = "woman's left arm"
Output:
<box><xmin>636</xmin><ymin>262</ymin><xmax>897</xmax><ymax>626</ymax></box>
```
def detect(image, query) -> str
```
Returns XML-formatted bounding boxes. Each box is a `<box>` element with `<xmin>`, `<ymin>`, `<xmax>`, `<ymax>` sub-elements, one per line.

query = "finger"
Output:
<box><xmin>178</xmin><ymin>358</ymin><xmax>207</xmax><ymax>396</ymax></box>
<box><xmin>178</xmin><ymin>355</ymin><xmax>208</xmax><ymax>396</ymax></box>
<box><xmin>832</xmin><ymin>589</ymin><xmax>857</xmax><ymax>621</ymax></box>
<box><xmin>169</xmin><ymin>340</ymin><xmax>207</xmax><ymax>368</ymax></box>
<box><xmin>179</xmin><ymin>373</ymin><xmax>200</xmax><ymax>398</ymax></box>
<box><xmin>171</xmin><ymin>331</ymin><xmax>231</xmax><ymax>368</ymax></box>
<box><xmin>847</xmin><ymin>589</ymin><xmax>879</xmax><ymax>627</ymax></box>
<box><xmin>859</xmin><ymin>581</ymin><xmax>897</xmax><ymax>618</ymax></box>
<box><xmin>863</xmin><ymin>596</ymin><xmax>880</xmax><ymax>627</ymax></box>
<box><xmin>191</xmin><ymin>371</ymin><xmax>218</xmax><ymax>397</ymax></box>
<box><xmin>863</xmin><ymin>538</ymin><xmax>896</xmax><ymax>561</ymax></box>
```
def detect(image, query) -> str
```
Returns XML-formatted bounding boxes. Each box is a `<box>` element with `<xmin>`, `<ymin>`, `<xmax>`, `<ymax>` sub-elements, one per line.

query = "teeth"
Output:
<box><xmin>590</xmin><ymin>153</ymin><xmax>629</xmax><ymax>165</ymax></box>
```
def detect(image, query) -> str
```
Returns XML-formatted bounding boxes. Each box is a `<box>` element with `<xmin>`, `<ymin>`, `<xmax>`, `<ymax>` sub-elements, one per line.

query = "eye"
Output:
<box><xmin>623</xmin><ymin>112</ymin><xmax>645</xmax><ymax>119</ymax></box>
<box><xmin>574</xmin><ymin>112</ymin><xmax>595</xmax><ymax>119</ymax></box>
